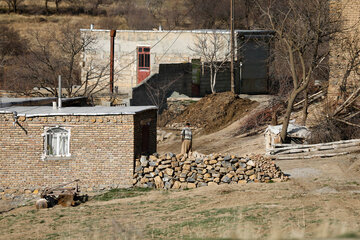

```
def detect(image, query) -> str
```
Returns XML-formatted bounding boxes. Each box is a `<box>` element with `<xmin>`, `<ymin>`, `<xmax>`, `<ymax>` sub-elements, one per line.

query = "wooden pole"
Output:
<box><xmin>110</xmin><ymin>30</ymin><xmax>116</xmax><ymax>94</ymax></box>
<box><xmin>58</xmin><ymin>75</ymin><xmax>62</xmax><ymax>108</ymax></box>
<box><xmin>230</xmin><ymin>0</ymin><xmax>235</xmax><ymax>93</ymax></box>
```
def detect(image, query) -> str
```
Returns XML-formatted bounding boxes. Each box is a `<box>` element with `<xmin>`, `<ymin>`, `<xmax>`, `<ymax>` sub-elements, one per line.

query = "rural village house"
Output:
<box><xmin>80</xmin><ymin>28</ymin><xmax>273</xmax><ymax>102</ymax></box>
<box><xmin>0</xmin><ymin>105</ymin><xmax>157</xmax><ymax>190</ymax></box>
<box><xmin>1</xmin><ymin>0</ymin><xmax>359</xmax><ymax>192</ymax></box>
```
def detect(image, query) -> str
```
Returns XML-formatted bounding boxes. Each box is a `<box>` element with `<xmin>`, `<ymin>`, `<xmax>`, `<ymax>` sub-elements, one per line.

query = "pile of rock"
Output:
<box><xmin>133</xmin><ymin>152</ymin><xmax>288</xmax><ymax>189</ymax></box>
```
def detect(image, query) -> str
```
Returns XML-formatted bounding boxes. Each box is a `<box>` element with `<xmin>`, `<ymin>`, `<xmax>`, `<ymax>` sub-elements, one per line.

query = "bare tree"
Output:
<box><xmin>12</xmin><ymin>24</ymin><xmax>95</xmax><ymax>97</ymax></box>
<box><xmin>3</xmin><ymin>0</ymin><xmax>25</xmax><ymax>13</ymax></box>
<box><xmin>54</xmin><ymin>0</ymin><xmax>62</xmax><ymax>12</ymax></box>
<box><xmin>257</xmin><ymin>0</ymin><xmax>343</xmax><ymax>142</ymax></box>
<box><xmin>190</xmin><ymin>31</ymin><xmax>231</xmax><ymax>93</ymax></box>
<box><xmin>0</xmin><ymin>25</ymin><xmax>27</xmax><ymax>89</ymax></box>
<box><xmin>44</xmin><ymin>0</ymin><xmax>49</xmax><ymax>14</ymax></box>
<box><xmin>0</xmin><ymin>26</ymin><xmax>19</xmax><ymax>67</ymax></box>
<box><xmin>334</xmin><ymin>30</ymin><xmax>360</xmax><ymax>100</ymax></box>
<box><xmin>146</xmin><ymin>0</ymin><xmax>164</xmax><ymax>20</ymax></box>
<box><xmin>144</xmin><ymin>73</ymin><xmax>183</xmax><ymax>113</ymax></box>
<box><xmin>187</xmin><ymin>0</ymin><xmax>228</xmax><ymax>29</ymax></box>
<box><xmin>78</xmin><ymin>59</ymin><xmax>110</xmax><ymax>97</ymax></box>
<box><xmin>43</xmin><ymin>0</ymin><xmax>63</xmax><ymax>13</ymax></box>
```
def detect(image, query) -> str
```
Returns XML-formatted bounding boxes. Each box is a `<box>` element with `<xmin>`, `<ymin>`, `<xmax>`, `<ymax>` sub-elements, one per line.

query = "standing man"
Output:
<box><xmin>181</xmin><ymin>122</ymin><xmax>192</xmax><ymax>154</ymax></box>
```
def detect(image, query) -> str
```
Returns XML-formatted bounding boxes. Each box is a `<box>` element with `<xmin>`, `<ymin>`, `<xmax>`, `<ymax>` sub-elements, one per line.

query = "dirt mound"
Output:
<box><xmin>164</xmin><ymin>92</ymin><xmax>259</xmax><ymax>134</ymax></box>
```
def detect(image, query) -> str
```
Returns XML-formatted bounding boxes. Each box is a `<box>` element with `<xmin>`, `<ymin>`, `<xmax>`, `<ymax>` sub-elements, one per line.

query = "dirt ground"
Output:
<box><xmin>1</xmin><ymin>122</ymin><xmax>360</xmax><ymax>240</ymax></box>
<box><xmin>161</xmin><ymin>92</ymin><xmax>259</xmax><ymax>135</ymax></box>
<box><xmin>1</xmin><ymin>153</ymin><xmax>360</xmax><ymax>240</ymax></box>
<box><xmin>1</xmin><ymin>96</ymin><xmax>360</xmax><ymax>239</ymax></box>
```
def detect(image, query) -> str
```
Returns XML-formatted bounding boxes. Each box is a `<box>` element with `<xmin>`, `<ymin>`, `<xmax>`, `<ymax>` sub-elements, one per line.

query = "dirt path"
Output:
<box><xmin>157</xmin><ymin>110</ymin><xmax>266</xmax><ymax>156</ymax></box>
<box><xmin>157</xmin><ymin>94</ymin><xmax>273</xmax><ymax>156</ymax></box>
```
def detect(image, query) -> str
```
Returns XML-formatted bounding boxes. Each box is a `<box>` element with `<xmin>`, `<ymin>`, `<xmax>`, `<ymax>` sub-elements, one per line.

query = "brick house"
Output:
<box><xmin>0</xmin><ymin>106</ymin><xmax>157</xmax><ymax>190</ymax></box>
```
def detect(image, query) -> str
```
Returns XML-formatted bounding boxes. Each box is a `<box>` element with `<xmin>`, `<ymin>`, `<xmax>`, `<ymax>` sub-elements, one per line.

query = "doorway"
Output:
<box><xmin>137</xmin><ymin>46</ymin><xmax>151</xmax><ymax>84</ymax></box>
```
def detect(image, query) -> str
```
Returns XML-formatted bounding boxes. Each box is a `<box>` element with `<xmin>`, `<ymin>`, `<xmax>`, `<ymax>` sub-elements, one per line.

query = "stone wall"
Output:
<box><xmin>134</xmin><ymin>153</ymin><xmax>287</xmax><ymax>189</ymax></box>
<box><xmin>0</xmin><ymin>110</ymin><xmax>157</xmax><ymax>190</ymax></box>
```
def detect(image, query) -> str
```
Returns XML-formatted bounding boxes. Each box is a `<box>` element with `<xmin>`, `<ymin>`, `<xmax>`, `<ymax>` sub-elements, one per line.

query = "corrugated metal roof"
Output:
<box><xmin>0</xmin><ymin>106</ymin><xmax>157</xmax><ymax>117</ymax></box>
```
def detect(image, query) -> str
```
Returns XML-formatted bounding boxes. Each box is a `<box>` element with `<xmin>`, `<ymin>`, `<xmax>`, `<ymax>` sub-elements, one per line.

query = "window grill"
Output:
<box><xmin>45</xmin><ymin>127</ymin><xmax>70</xmax><ymax>157</ymax></box>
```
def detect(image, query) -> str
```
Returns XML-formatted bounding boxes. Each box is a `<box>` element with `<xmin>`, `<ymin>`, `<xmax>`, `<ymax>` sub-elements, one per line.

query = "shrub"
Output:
<box><xmin>309</xmin><ymin>116</ymin><xmax>360</xmax><ymax>143</ymax></box>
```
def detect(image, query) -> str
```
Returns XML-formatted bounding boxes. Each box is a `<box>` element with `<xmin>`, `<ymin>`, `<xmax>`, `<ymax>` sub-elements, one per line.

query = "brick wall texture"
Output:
<box><xmin>0</xmin><ymin>109</ymin><xmax>157</xmax><ymax>190</ymax></box>
<box><xmin>329</xmin><ymin>0</ymin><xmax>360</xmax><ymax>102</ymax></box>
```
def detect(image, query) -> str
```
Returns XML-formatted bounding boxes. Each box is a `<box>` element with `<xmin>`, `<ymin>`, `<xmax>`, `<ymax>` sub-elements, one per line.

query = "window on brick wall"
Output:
<box><xmin>44</xmin><ymin>127</ymin><xmax>70</xmax><ymax>157</ymax></box>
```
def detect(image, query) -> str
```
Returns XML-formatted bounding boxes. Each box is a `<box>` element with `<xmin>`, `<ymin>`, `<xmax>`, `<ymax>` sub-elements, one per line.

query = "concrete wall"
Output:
<box><xmin>81</xmin><ymin>29</ymin><xmax>273</xmax><ymax>101</ymax></box>
<box><xmin>130</xmin><ymin>62</ymin><xmax>238</xmax><ymax>110</ymax></box>
<box><xmin>0</xmin><ymin>110</ymin><xmax>157</xmax><ymax>190</ymax></box>
<box><xmin>130</xmin><ymin>63</ymin><xmax>192</xmax><ymax>110</ymax></box>
<box><xmin>81</xmin><ymin>30</ymin><xmax>231</xmax><ymax>96</ymax></box>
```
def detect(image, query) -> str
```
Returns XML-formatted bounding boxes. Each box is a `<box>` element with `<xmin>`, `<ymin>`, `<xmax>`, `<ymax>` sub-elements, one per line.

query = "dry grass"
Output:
<box><xmin>1</xmin><ymin>155</ymin><xmax>360</xmax><ymax>240</ymax></box>
<box><xmin>0</xmin><ymin>0</ymin><xmax>187</xmax><ymax>35</ymax></box>
<box><xmin>0</xmin><ymin>14</ymin><xmax>116</xmax><ymax>34</ymax></box>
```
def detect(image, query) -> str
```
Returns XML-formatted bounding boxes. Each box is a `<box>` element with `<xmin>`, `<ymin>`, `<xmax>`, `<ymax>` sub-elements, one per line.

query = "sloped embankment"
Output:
<box><xmin>163</xmin><ymin>92</ymin><xmax>259</xmax><ymax>134</ymax></box>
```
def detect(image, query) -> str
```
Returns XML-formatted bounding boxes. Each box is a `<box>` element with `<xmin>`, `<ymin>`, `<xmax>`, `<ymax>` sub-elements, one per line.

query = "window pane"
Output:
<box><xmin>59</xmin><ymin>133</ymin><xmax>68</xmax><ymax>156</ymax></box>
<box><xmin>139</xmin><ymin>54</ymin><xmax>144</xmax><ymax>67</ymax></box>
<box><xmin>145</xmin><ymin>54</ymin><xmax>150</xmax><ymax>68</ymax></box>
<box><xmin>63</xmin><ymin>135</ymin><xmax>68</xmax><ymax>155</ymax></box>
<box><xmin>144</xmin><ymin>48</ymin><xmax>150</xmax><ymax>52</ymax></box>
<box><xmin>52</xmin><ymin>135</ymin><xmax>58</xmax><ymax>156</ymax></box>
<box><xmin>59</xmin><ymin>134</ymin><xmax>64</xmax><ymax>155</ymax></box>
<box><xmin>47</xmin><ymin>134</ymin><xmax>52</xmax><ymax>155</ymax></box>
<box><xmin>45</xmin><ymin>128</ymin><xmax>69</xmax><ymax>157</ymax></box>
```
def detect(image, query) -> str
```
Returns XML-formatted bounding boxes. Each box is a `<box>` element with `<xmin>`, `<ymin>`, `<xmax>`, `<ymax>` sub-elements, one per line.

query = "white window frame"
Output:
<box><xmin>42</xmin><ymin>126</ymin><xmax>71</xmax><ymax>159</ymax></box>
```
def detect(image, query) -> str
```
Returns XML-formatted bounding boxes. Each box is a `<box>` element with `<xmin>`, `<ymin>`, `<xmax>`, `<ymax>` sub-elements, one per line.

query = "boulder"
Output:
<box><xmin>172</xmin><ymin>181</ymin><xmax>181</xmax><ymax>189</ymax></box>
<box><xmin>165</xmin><ymin>168</ymin><xmax>174</xmax><ymax>176</ymax></box>
<box><xmin>154</xmin><ymin>176</ymin><xmax>164</xmax><ymax>188</ymax></box>
<box><xmin>140</xmin><ymin>156</ymin><xmax>148</xmax><ymax>167</ymax></box>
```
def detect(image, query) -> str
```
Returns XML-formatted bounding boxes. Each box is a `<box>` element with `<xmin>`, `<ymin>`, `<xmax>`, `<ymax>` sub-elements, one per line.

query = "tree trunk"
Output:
<box><xmin>212</xmin><ymin>70</ymin><xmax>217</xmax><ymax>93</ymax></box>
<box><xmin>301</xmin><ymin>88</ymin><xmax>309</xmax><ymax>126</ymax></box>
<box><xmin>55</xmin><ymin>0</ymin><xmax>59</xmax><ymax>13</ymax></box>
<box><xmin>4</xmin><ymin>0</ymin><xmax>9</xmax><ymax>13</ymax></box>
<box><xmin>210</xmin><ymin>67</ymin><xmax>214</xmax><ymax>93</ymax></box>
<box><xmin>13</xmin><ymin>1</ymin><xmax>17</xmax><ymax>13</ymax></box>
<box><xmin>280</xmin><ymin>91</ymin><xmax>297</xmax><ymax>142</ymax></box>
<box><xmin>45</xmin><ymin>0</ymin><xmax>48</xmax><ymax>14</ymax></box>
